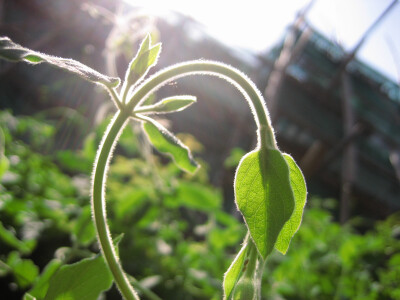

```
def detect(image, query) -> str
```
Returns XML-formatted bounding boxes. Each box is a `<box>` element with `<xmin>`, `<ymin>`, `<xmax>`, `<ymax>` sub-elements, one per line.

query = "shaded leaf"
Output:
<box><xmin>44</xmin><ymin>255</ymin><xmax>113</xmax><ymax>300</ymax></box>
<box><xmin>7</xmin><ymin>252</ymin><xmax>39</xmax><ymax>288</ymax></box>
<box><xmin>135</xmin><ymin>96</ymin><xmax>196</xmax><ymax>114</ymax></box>
<box><xmin>0</xmin><ymin>221</ymin><xmax>33</xmax><ymax>254</ymax></box>
<box><xmin>142</xmin><ymin>118</ymin><xmax>199</xmax><ymax>173</ymax></box>
<box><xmin>28</xmin><ymin>259</ymin><xmax>62</xmax><ymax>299</ymax></box>
<box><xmin>125</xmin><ymin>34</ymin><xmax>161</xmax><ymax>87</ymax></box>
<box><xmin>223</xmin><ymin>242</ymin><xmax>249</xmax><ymax>300</ymax></box>
<box><xmin>234</xmin><ymin>149</ymin><xmax>295</xmax><ymax>259</ymax></box>
<box><xmin>0</xmin><ymin>37</ymin><xmax>120</xmax><ymax>88</ymax></box>
<box><xmin>275</xmin><ymin>154</ymin><xmax>307</xmax><ymax>254</ymax></box>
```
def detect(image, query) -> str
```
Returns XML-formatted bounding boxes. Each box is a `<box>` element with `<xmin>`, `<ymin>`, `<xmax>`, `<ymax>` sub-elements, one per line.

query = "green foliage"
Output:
<box><xmin>142</xmin><ymin>117</ymin><xmax>199</xmax><ymax>173</ymax></box>
<box><xmin>6</xmin><ymin>252</ymin><xmax>39</xmax><ymax>288</ymax></box>
<box><xmin>0</xmin><ymin>112</ymin><xmax>399</xmax><ymax>299</ymax></box>
<box><xmin>44</xmin><ymin>255</ymin><xmax>113</xmax><ymax>300</ymax></box>
<box><xmin>28</xmin><ymin>259</ymin><xmax>62</xmax><ymax>299</ymax></box>
<box><xmin>234</xmin><ymin>149</ymin><xmax>295</xmax><ymax>259</ymax></box>
<box><xmin>263</xmin><ymin>199</ymin><xmax>400</xmax><ymax>300</ymax></box>
<box><xmin>0</xmin><ymin>221</ymin><xmax>34</xmax><ymax>254</ymax></box>
<box><xmin>105</xmin><ymin>144</ymin><xmax>244</xmax><ymax>299</ymax></box>
<box><xmin>0</xmin><ymin>111</ymin><xmax>243</xmax><ymax>299</ymax></box>
<box><xmin>223</xmin><ymin>241</ymin><xmax>249</xmax><ymax>299</ymax></box>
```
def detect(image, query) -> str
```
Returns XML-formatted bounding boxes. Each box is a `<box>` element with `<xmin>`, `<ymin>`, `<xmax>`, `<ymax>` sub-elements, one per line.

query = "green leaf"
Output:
<box><xmin>7</xmin><ymin>252</ymin><xmax>39</xmax><ymax>288</ymax></box>
<box><xmin>125</xmin><ymin>34</ymin><xmax>161</xmax><ymax>87</ymax></box>
<box><xmin>0</xmin><ymin>221</ymin><xmax>33</xmax><ymax>254</ymax></box>
<box><xmin>0</xmin><ymin>36</ymin><xmax>120</xmax><ymax>88</ymax></box>
<box><xmin>275</xmin><ymin>154</ymin><xmax>307</xmax><ymax>254</ymax></box>
<box><xmin>44</xmin><ymin>255</ymin><xmax>113</xmax><ymax>300</ymax></box>
<box><xmin>234</xmin><ymin>149</ymin><xmax>295</xmax><ymax>259</ymax></box>
<box><xmin>72</xmin><ymin>206</ymin><xmax>96</xmax><ymax>246</ymax></box>
<box><xmin>135</xmin><ymin>96</ymin><xmax>196</xmax><ymax>114</ymax></box>
<box><xmin>0</xmin><ymin>128</ymin><xmax>8</xmax><ymax>180</ymax></box>
<box><xmin>142</xmin><ymin>118</ymin><xmax>199</xmax><ymax>173</ymax></box>
<box><xmin>165</xmin><ymin>181</ymin><xmax>221</xmax><ymax>212</ymax></box>
<box><xmin>28</xmin><ymin>259</ymin><xmax>62</xmax><ymax>299</ymax></box>
<box><xmin>0</xmin><ymin>155</ymin><xmax>9</xmax><ymax>180</ymax></box>
<box><xmin>23</xmin><ymin>293</ymin><xmax>36</xmax><ymax>300</ymax></box>
<box><xmin>223</xmin><ymin>242</ymin><xmax>249</xmax><ymax>300</ymax></box>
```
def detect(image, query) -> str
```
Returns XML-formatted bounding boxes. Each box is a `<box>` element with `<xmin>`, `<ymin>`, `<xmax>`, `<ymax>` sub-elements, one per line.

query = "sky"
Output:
<box><xmin>123</xmin><ymin>0</ymin><xmax>400</xmax><ymax>82</ymax></box>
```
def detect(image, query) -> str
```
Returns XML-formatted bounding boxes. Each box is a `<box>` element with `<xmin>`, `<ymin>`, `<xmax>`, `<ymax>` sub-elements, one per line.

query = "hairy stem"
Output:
<box><xmin>92</xmin><ymin>60</ymin><xmax>276</xmax><ymax>300</ymax></box>
<box><xmin>92</xmin><ymin>110</ymin><xmax>139</xmax><ymax>300</ymax></box>
<box><xmin>128</xmin><ymin>61</ymin><xmax>277</xmax><ymax>149</ymax></box>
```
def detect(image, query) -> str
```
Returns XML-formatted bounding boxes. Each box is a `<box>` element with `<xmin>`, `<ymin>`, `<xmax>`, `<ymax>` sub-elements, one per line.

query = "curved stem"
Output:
<box><xmin>92</xmin><ymin>60</ymin><xmax>276</xmax><ymax>300</ymax></box>
<box><xmin>106</xmin><ymin>86</ymin><xmax>124</xmax><ymax>111</ymax></box>
<box><xmin>128</xmin><ymin>61</ymin><xmax>277</xmax><ymax>149</ymax></box>
<box><xmin>92</xmin><ymin>110</ymin><xmax>139</xmax><ymax>300</ymax></box>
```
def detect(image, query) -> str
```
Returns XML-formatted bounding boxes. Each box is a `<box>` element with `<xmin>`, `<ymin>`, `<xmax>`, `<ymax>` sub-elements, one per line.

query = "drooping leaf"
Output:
<box><xmin>135</xmin><ymin>96</ymin><xmax>196</xmax><ymax>114</ymax></box>
<box><xmin>0</xmin><ymin>37</ymin><xmax>120</xmax><ymax>88</ymax></box>
<box><xmin>223</xmin><ymin>242</ymin><xmax>249</xmax><ymax>300</ymax></box>
<box><xmin>234</xmin><ymin>149</ymin><xmax>295</xmax><ymax>259</ymax></box>
<box><xmin>44</xmin><ymin>255</ymin><xmax>113</xmax><ymax>300</ymax></box>
<box><xmin>142</xmin><ymin>118</ymin><xmax>199</xmax><ymax>173</ymax></box>
<box><xmin>124</xmin><ymin>34</ymin><xmax>161</xmax><ymax>88</ymax></box>
<box><xmin>275</xmin><ymin>154</ymin><xmax>307</xmax><ymax>254</ymax></box>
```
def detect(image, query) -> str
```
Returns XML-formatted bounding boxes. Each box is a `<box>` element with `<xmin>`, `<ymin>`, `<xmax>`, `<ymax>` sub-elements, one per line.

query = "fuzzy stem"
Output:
<box><xmin>106</xmin><ymin>86</ymin><xmax>125</xmax><ymax>111</ymax></box>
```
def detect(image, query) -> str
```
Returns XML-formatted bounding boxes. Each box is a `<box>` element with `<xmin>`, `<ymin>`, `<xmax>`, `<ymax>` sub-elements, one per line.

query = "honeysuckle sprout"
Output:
<box><xmin>0</xmin><ymin>34</ymin><xmax>307</xmax><ymax>300</ymax></box>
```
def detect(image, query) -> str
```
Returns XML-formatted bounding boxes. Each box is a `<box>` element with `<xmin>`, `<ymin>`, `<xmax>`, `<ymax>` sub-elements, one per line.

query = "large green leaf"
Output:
<box><xmin>142</xmin><ymin>118</ymin><xmax>199</xmax><ymax>173</ymax></box>
<box><xmin>124</xmin><ymin>34</ymin><xmax>161</xmax><ymax>88</ymax></box>
<box><xmin>275</xmin><ymin>154</ymin><xmax>307</xmax><ymax>254</ymax></box>
<box><xmin>0</xmin><ymin>37</ymin><xmax>120</xmax><ymax>88</ymax></box>
<box><xmin>135</xmin><ymin>96</ymin><xmax>196</xmax><ymax>114</ymax></box>
<box><xmin>223</xmin><ymin>242</ymin><xmax>249</xmax><ymax>300</ymax></box>
<box><xmin>234</xmin><ymin>149</ymin><xmax>295</xmax><ymax>259</ymax></box>
<box><xmin>44</xmin><ymin>255</ymin><xmax>113</xmax><ymax>300</ymax></box>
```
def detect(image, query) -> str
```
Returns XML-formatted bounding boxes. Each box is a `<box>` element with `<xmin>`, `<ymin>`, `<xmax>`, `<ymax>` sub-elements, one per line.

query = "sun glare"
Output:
<box><xmin>122</xmin><ymin>0</ymin><xmax>400</xmax><ymax>80</ymax></box>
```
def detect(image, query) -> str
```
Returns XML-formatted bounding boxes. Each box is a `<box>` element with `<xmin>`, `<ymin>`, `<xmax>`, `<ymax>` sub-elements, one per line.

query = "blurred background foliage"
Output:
<box><xmin>0</xmin><ymin>111</ymin><xmax>399</xmax><ymax>299</ymax></box>
<box><xmin>0</xmin><ymin>0</ymin><xmax>400</xmax><ymax>299</ymax></box>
